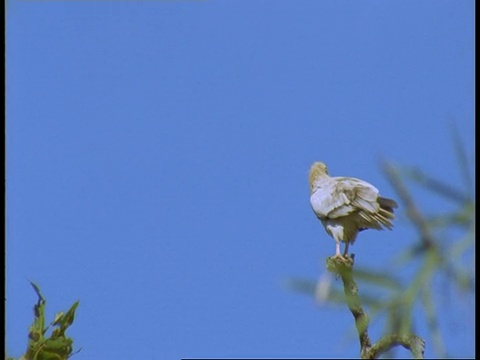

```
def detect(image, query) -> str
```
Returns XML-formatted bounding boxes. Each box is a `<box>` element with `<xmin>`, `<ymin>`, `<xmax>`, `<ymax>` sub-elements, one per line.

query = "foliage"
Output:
<box><xmin>7</xmin><ymin>282</ymin><xmax>80</xmax><ymax>360</ymax></box>
<box><xmin>326</xmin><ymin>256</ymin><xmax>425</xmax><ymax>359</ymax></box>
<box><xmin>288</xmin><ymin>129</ymin><xmax>475</xmax><ymax>358</ymax></box>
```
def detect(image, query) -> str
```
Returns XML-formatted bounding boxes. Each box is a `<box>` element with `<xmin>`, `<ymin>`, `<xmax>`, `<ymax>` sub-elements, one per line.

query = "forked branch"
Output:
<box><xmin>326</xmin><ymin>257</ymin><xmax>425</xmax><ymax>359</ymax></box>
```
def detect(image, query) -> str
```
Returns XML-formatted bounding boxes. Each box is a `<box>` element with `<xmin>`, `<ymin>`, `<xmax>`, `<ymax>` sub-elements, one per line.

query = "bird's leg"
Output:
<box><xmin>332</xmin><ymin>241</ymin><xmax>347</xmax><ymax>260</ymax></box>
<box><xmin>343</xmin><ymin>241</ymin><xmax>350</xmax><ymax>257</ymax></box>
<box><xmin>335</xmin><ymin>241</ymin><xmax>341</xmax><ymax>256</ymax></box>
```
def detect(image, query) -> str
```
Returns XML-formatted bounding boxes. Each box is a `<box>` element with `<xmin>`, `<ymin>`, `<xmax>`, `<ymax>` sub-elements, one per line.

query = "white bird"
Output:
<box><xmin>309</xmin><ymin>162</ymin><xmax>398</xmax><ymax>259</ymax></box>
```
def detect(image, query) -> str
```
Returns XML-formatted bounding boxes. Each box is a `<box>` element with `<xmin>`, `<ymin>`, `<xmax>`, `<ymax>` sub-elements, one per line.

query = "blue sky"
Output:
<box><xmin>6</xmin><ymin>1</ymin><xmax>474</xmax><ymax>359</ymax></box>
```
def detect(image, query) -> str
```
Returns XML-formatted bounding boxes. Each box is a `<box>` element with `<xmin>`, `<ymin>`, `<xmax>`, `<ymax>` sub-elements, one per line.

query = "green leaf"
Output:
<box><xmin>24</xmin><ymin>282</ymin><xmax>80</xmax><ymax>360</ymax></box>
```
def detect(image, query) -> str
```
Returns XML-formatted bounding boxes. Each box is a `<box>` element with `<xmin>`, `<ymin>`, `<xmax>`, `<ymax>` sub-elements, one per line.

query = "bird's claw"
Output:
<box><xmin>330</xmin><ymin>253</ymin><xmax>354</xmax><ymax>263</ymax></box>
<box><xmin>331</xmin><ymin>253</ymin><xmax>349</xmax><ymax>262</ymax></box>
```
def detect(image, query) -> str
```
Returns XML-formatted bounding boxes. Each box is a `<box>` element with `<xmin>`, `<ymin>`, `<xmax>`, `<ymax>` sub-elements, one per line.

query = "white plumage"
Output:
<box><xmin>309</xmin><ymin>162</ymin><xmax>398</xmax><ymax>258</ymax></box>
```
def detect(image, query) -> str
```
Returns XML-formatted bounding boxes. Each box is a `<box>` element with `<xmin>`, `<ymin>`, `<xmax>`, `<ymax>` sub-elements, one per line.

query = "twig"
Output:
<box><xmin>404</xmin><ymin>166</ymin><xmax>470</xmax><ymax>204</ymax></box>
<box><xmin>381</xmin><ymin>161</ymin><xmax>436</xmax><ymax>250</ymax></box>
<box><xmin>450</xmin><ymin>121</ymin><xmax>474</xmax><ymax>194</ymax></box>
<box><xmin>326</xmin><ymin>257</ymin><xmax>425</xmax><ymax>359</ymax></box>
<box><xmin>365</xmin><ymin>333</ymin><xmax>426</xmax><ymax>359</ymax></box>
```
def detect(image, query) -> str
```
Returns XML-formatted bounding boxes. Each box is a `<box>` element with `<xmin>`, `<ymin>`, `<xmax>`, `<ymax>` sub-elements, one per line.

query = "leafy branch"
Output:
<box><xmin>7</xmin><ymin>282</ymin><xmax>80</xmax><ymax>360</ymax></box>
<box><xmin>288</xmin><ymin>127</ymin><xmax>474</xmax><ymax>358</ymax></box>
<box><xmin>326</xmin><ymin>256</ymin><xmax>425</xmax><ymax>359</ymax></box>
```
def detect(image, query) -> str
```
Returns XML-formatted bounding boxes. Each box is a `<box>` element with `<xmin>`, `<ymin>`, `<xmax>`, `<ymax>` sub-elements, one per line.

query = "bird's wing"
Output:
<box><xmin>312</xmin><ymin>177</ymin><xmax>380</xmax><ymax>219</ymax></box>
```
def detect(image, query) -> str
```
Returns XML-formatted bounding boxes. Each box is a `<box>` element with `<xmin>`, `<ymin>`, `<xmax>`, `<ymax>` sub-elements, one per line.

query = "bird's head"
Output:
<box><xmin>309</xmin><ymin>162</ymin><xmax>329</xmax><ymax>191</ymax></box>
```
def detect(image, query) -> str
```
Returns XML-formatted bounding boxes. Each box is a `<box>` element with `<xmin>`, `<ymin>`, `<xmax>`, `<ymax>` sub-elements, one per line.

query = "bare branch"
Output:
<box><xmin>365</xmin><ymin>334</ymin><xmax>426</xmax><ymax>359</ymax></box>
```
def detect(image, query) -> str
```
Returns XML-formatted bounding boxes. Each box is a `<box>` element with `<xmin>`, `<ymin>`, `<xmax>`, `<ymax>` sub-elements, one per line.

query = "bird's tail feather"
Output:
<box><xmin>378</xmin><ymin>197</ymin><xmax>398</xmax><ymax>214</ymax></box>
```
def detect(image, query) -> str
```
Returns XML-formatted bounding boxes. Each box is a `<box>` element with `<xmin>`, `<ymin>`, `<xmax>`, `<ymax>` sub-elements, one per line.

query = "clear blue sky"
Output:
<box><xmin>6</xmin><ymin>1</ymin><xmax>474</xmax><ymax>359</ymax></box>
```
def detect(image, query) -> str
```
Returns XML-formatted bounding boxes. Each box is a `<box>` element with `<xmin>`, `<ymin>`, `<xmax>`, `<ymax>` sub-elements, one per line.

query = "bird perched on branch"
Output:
<box><xmin>309</xmin><ymin>162</ymin><xmax>398</xmax><ymax>259</ymax></box>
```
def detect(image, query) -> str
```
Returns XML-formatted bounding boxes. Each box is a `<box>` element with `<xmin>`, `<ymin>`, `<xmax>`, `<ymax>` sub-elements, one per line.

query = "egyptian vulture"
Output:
<box><xmin>309</xmin><ymin>162</ymin><xmax>398</xmax><ymax>259</ymax></box>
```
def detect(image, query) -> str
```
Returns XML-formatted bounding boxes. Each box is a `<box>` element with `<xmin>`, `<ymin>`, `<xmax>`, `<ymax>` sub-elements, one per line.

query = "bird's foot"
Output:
<box><xmin>326</xmin><ymin>253</ymin><xmax>354</xmax><ymax>274</ymax></box>
<box><xmin>330</xmin><ymin>253</ymin><xmax>355</xmax><ymax>264</ymax></box>
<box><xmin>331</xmin><ymin>253</ymin><xmax>349</xmax><ymax>262</ymax></box>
